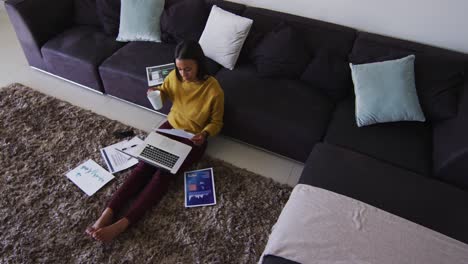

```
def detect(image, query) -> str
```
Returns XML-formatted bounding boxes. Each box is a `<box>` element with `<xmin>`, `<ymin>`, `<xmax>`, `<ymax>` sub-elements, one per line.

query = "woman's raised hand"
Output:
<box><xmin>191</xmin><ymin>131</ymin><xmax>208</xmax><ymax>146</ymax></box>
<box><xmin>147</xmin><ymin>85</ymin><xmax>160</xmax><ymax>94</ymax></box>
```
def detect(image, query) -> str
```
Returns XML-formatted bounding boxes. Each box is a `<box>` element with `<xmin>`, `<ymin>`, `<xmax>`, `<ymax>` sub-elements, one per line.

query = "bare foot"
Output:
<box><xmin>85</xmin><ymin>208</ymin><xmax>114</xmax><ymax>237</ymax></box>
<box><xmin>92</xmin><ymin>218</ymin><xmax>130</xmax><ymax>242</ymax></box>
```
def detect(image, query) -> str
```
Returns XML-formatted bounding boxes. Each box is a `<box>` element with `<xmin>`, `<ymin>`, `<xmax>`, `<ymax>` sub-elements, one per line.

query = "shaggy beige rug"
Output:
<box><xmin>0</xmin><ymin>83</ymin><xmax>292</xmax><ymax>263</ymax></box>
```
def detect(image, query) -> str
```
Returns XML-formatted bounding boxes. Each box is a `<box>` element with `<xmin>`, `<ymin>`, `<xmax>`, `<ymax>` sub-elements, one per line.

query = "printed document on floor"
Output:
<box><xmin>65</xmin><ymin>159</ymin><xmax>114</xmax><ymax>196</ymax></box>
<box><xmin>100</xmin><ymin>136</ymin><xmax>143</xmax><ymax>173</ymax></box>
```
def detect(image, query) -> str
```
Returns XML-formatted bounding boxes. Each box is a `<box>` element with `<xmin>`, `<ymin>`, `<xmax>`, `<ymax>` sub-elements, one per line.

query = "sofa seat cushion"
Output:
<box><xmin>215</xmin><ymin>65</ymin><xmax>334</xmax><ymax>162</ymax></box>
<box><xmin>41</xmin><ymin>26</ymin><xmax>125</xmax><ymax>92</ymax></box>
<box><xmin>325</xmin><ymin>98</ymin><xmax>432</xmax><ymax>175</ymax></box>
<box><xmin>300</xmin><ymin>143</ymin><xmax>468</xmax><ymax>244</ymax></box>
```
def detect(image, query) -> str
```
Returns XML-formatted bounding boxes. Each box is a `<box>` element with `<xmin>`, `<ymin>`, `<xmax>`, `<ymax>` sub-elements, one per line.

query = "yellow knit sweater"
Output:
<box><xmin>158</xmin><ymin>70</ymin><xmax>224</xmax><ymax>136</ymax></box>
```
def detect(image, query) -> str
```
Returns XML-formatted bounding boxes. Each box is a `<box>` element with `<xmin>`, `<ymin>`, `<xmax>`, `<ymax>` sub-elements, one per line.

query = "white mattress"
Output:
<box><xmin>260</xmin><ymin>184</ymin><xmax>468</xmax><ymax>264</ymax></box>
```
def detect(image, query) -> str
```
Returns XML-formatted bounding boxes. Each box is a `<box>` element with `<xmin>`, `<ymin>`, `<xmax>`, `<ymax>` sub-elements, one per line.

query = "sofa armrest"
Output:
<box><xmin>433</xmin><ymin>78</ymin><xmax>468</xmax><ymax>189</ymax></box>
<box><xmin>5</xmin><ymin>0</ymin><xmax>74</xmax><ymax>69</ymax></box>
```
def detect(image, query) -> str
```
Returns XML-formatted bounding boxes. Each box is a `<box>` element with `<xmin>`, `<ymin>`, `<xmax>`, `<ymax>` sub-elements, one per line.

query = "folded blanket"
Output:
<box><xmin>260</xmin><ymin>184</ymin><xmax>468</xmax><ymax>264</ymax></box>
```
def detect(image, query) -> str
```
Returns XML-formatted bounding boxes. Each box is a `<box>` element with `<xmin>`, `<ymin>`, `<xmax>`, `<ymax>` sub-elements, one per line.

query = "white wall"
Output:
<box><xmin>230</xmin><ymin>0</ymin><xmax>468</xmax><ymax>54</ymax></box>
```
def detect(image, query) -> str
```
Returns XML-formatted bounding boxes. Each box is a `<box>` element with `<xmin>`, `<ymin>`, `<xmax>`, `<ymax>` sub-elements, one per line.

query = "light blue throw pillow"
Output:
<box><xmin>350</xmin><ymin>55</ymin><xmax>426</xmax><ymax>127</ymax></box>
<box><xmin>116</xmin><ymin>0</ymin><xmax>165</xmax><ymax>42</ymax></box>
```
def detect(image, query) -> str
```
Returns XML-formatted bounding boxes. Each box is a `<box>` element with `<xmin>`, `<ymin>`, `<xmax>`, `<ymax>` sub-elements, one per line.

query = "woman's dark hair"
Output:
<box><xmin>174</xmin><ymin>40</ymin><xmax>209</xmax><ymax>81</ymax></box>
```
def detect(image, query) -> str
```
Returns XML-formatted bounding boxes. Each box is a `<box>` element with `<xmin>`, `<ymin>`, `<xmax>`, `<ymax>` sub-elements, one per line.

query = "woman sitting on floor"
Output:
<box><xmin>85</xmin><ymin>40</ymin><xmax>224</xmax><ymax>242</ymax></box>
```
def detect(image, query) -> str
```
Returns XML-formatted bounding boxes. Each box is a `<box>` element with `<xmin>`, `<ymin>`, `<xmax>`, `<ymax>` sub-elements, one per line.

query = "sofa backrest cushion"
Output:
<box><xmin>250</xmin><ymin>22</ymin><xmax>311</xmax><ymax>79</ymax></box>
<box><xmin>300</xmin><ymin>52</ymin><xmax>351</xmax><ymax>100</ymax></box>
<box><xmin>160</xmin><ymin>0</ymin><xmax>210</xmax><ymax>43</ymax></box>
<box><xmin>96</xmin><ymin>0</ymin><xmax>121</xmax><ymax>36</ymax></box>
<box><xmin>74</xmin><ymin>0</ymin><xmax>101</xmax><ymax>28</ymax></box>
<box><xmin>241</xmin><ymin>7</ymin><xmax>356</xmax><ymax>100</ymax></box>
<box><xmin>208</xmin><ymin>0</ymin><xmax>246</xmax><ymax>16</ymax></box>
<box><xmin>164</xmin><ymin>0</ymin><xmax>185</xmax><ymax>8</ymax></box>
<box><xmin>350</xmin><ymin>32</ymin><xmax>467</xmax><ymax>121</ymax></box>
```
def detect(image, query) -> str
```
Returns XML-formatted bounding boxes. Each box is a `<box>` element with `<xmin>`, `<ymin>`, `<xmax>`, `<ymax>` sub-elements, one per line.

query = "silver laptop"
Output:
<box><xmin>118</xmin><ymin>132</ymin><xmax>192</xmax><ymax>174</ymax></box>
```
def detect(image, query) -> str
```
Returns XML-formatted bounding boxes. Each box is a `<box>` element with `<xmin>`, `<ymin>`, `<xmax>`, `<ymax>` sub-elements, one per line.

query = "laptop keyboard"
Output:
<box><xmin>140</xmin><ymin>145</ymin><xmax>180</xmax><ymax>169</ymax></box>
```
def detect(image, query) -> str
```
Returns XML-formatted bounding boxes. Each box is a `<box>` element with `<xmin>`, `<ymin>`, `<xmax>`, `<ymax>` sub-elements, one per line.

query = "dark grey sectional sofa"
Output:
<box><xmin>6</xmin><ymin>0</ymin><xmax>468</xmax><ymax>262</ymax></box>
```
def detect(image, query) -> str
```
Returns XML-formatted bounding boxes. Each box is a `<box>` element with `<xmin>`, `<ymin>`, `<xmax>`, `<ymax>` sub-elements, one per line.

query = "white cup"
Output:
<box><xmin>147</xmin><ymin>90</ymin><xmax>163</xmax><ymax>110</ymax></box>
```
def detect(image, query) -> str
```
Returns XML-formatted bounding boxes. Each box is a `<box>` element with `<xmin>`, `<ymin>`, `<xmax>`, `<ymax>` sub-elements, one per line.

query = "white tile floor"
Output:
<box><xmin>0</xmin><ymin>4</ymin><xmax>303</xmax><ymax>186</ymax></box>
